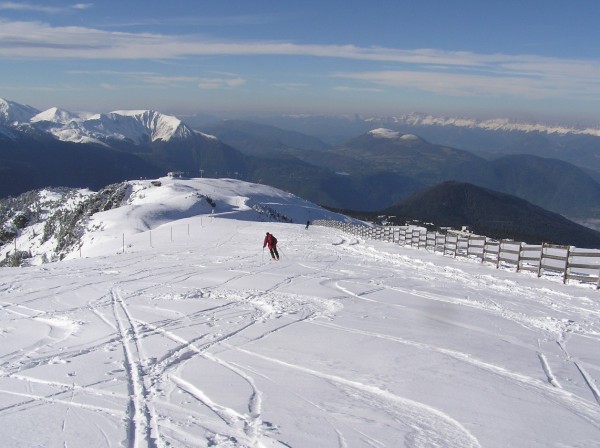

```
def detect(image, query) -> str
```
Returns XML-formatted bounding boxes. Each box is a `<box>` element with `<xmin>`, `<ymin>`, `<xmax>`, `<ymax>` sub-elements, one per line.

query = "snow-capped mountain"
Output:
<box><xmin>0</xmin><ymin>98</ymin><xmax>208</xmax><ymax>145</ymax></box>
<box><xmin>370</xmin><ymin>112</ymin><xmax>600</xmax><ymax>137</ymax></box>
<box><xmin>0</xmin><ymin>98</ymin><xmax>39</xmax><ymax>125</ymax></box>
<box><xmin>30</xmin><ymin>106</ymin><xmax>86</xmax><ymax>125</ymax></box>
<box><xmin>50</xmin><ymin>110</ymin><xmax>199</xmax><ymax>145</ymax></box>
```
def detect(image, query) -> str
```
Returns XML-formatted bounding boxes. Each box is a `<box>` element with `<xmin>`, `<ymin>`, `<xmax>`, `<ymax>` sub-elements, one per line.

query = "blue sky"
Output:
<box><xmin>1</xmin><ymin>0</ymin><xmax>600</xmax><ymax>124</ymax></box>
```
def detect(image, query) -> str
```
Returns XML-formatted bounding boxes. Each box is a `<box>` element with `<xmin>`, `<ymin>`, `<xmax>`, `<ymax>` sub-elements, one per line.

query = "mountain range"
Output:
<box><xmin>3</xmin><ymin>98</ymin><xmax>600</xmax><ymax>231</ymax></box>
<box><xmin>383</xmin><ymin>181</ymin><xmax>600</xmax><ymax>248</ymax></box>
<box><xmin>201</xmin><ymin>119</ymin><xmax>600</xmax><ymax>222</ymax></box>
<box><xmin>231</xmin><ymin>113</ymin><xmax>600</xmax><ymax>175</ymax></box>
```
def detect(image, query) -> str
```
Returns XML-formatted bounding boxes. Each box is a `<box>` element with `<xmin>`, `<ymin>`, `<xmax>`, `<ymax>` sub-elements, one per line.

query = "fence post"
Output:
<box><xmin>563</xmin><ymin>246</ymin><xmax>572</xmax><ymax>284</ymax></box>
<box><xmin>516</xmin><ymin>242</ymin><xmax>523</xmax><ymax>272</ymax></box>
<box><xmin>537</xmin><ymin>243</ymin><xmax>545</xmax><ymax>277</ymax></box>
<box><xmin>481</xmin><ymin>237</ymin><xmax>487</xmax><ymax>263</ymax></box>
<box><xmin>313</xmin><ymin>219</ymin><xmax>600</xmax><ymax>289</ymax></box>
<box><xmin>497</xmin><ymin>240</ymin><xmax>504</xmax><ymax>269</ymax></box>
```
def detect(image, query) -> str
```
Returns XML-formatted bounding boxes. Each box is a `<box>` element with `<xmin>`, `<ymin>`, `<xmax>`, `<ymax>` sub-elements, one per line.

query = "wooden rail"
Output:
<box><xmin>313</xmin><ymin>220</ymin><xmax>600</xmax><ymax>289</ymax></box>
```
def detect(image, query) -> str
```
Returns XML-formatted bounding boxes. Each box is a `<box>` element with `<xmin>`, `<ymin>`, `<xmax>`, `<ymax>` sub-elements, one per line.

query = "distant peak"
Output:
<box><xmin>31</xmin><ymin>107</ymin><xmax>80</xmax><ymax>124</ymax></box>
<box><xmin>0</xmin><ymin>98</ymin><xmax>40</xmax><ymax>124</ymax></box>
<box><xmin>400</xmin><ymin>133</ymin><xmax>419</xmax><ymax>141</ymax></box>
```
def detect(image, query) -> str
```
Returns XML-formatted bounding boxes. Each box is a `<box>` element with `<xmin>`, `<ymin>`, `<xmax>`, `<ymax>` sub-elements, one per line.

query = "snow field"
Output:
<box><xmin>1</xmin><ymin>178</ymin><xmax>600</xmax><ymax>447</ymax></box>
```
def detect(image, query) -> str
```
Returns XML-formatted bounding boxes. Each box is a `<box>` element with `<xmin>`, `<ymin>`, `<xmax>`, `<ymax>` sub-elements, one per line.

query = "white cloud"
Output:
<box><xmin>274</xmin><ymin>83</ymin><xmax>310</xmax><ymax>90</ymax></box>
<box><xmin>1</xmin><ymin>19</ymin><xmax>600</xmax><ymax>101</ymax></box>
<box><xmin>198</xmin><ymin>77</ymin><xmax>246</xmax><ymax>90</ymax></box>
<box><xmin>99</xmin><ymin>83</ymin><xmax>118</xmax><ymax>90</ymax></box>
<box><xmin>67</xmin><ymin>69</ymin><xmax>246</xmax><ymax>90</ymax></box>
<box><xmin>333</xmin><ymin>86</ymin><xmax>384</xmax><ymax>93</ymax></box>
<box><xmin>0</xmin><ymin>2</ymin><xmax>92</xmax><ymax>13</ymax></box>
<box><xmin>333</xmin><ymin>69</ymin><xmax>600</xmax><ymax>99</ymax></box>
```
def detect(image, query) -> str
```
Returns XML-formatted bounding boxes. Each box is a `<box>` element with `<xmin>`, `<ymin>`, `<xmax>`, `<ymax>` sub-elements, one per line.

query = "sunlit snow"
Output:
<box><xmin>1</xmin><ymin>178</ymin><xmax>599</xmax><ymax>447</ymax></box>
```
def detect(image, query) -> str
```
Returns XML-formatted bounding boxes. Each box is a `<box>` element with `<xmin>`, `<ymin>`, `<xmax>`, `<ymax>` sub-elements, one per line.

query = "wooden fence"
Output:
<box><xmin>313</xmin><ymin>220</ymin><xmax>600</xmax><ymax>289</ymax></box>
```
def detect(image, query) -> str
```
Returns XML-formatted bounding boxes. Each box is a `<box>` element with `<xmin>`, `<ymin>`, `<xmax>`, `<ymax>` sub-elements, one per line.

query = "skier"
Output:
<box><xmin>263</xmin><ymin>232</ymin><xmax>279</xmax><ymax>260</ymax></box>
<box><xmin>305</xmin><ymin>220</ymin><xmax>310</xmax><ymax>229</ymax></box>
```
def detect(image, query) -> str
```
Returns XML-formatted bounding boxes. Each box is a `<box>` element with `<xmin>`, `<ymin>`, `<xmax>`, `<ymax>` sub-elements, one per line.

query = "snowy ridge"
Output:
<box><xmin>73</xmin><ymin>110</ymin><xmax>194</xmax><ymax>144</ymax></box>
<box><xmin>30</xmin><ymin>107</ymin><xmax>85</xmax><ymax>125</ymax></box>
<box><xmin>0</xmin><ymin>98</ymin><xmax>39</xmax><ymax>125</ymax></box>
<box><xmin>1</xmin><ymin>177</ymin><xmax>358</xmax><ymax>265</ymax></box>
<box><xmin>104</xmin><ymin>109</ymin><xmax>195</xmax><ymax>142</ymax></box>
<box><xmin>0</xmin><ymin>98</ymin><xmax>201</xmax><ymax>144</ymax></box>
<box><xmin>379</xmin><ymin>112</ymin><xmax>600</xmax><ymax>137</ymax></box>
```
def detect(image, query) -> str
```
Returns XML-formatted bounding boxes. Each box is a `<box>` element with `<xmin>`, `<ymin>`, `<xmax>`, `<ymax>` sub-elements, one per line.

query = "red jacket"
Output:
<box><xmin>263</xmin><ymin>233</ymin><xmax>277</xmax><ymax>250</ymax></box>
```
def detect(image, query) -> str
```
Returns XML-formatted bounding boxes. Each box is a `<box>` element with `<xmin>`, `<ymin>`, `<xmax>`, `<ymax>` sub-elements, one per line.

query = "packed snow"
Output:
<box><xmin>1</xmin><ymin>178</ymin><xmax>600</xmax><ymax>447</ymax></box>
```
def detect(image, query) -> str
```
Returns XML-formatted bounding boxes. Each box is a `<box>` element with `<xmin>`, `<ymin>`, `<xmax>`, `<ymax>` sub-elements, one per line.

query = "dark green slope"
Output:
<box><xmin>0</xmin><ymin>136</ymin><xmax>163</xmax><ymax>197</ymax></box>
<box><xmin>385</xmin><ymin>181</ymin><xmax>600</xmax><ymax>248</ymax></box>
<box><xmin>201</xmin><ymin>119</ymin><xmax>332</xmax><ymax>157</ymax></box>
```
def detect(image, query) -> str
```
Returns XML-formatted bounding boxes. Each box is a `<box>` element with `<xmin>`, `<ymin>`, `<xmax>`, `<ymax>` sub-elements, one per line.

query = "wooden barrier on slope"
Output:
<box><xmin>312</xmin><ymin>220</ymin><xmax>600</xmax><ymax>289</ymax></box>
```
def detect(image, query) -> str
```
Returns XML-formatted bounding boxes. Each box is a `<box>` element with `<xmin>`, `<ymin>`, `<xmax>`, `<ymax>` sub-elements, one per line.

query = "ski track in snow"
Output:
<box><xmin>232</xmin><ymin>345</ymin><xmax>481</xmax><ymax>448</ymax></box>
<box><xmin>331</xmin><ymin>235</ymin><xmax>600</xmax><ymax>413</ymax></box>
<box><xmin>2</xmin><ymin>216</ymin><xmax>600</xmax><ymax>446</ymax></box>
<box><xmin>110</xmin><ymin>287</ymin><xmax>158</xmax><ymax>448</ymax></box>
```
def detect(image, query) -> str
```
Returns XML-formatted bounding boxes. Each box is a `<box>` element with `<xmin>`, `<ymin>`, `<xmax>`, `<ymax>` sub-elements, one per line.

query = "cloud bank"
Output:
<box><xmin>1</xmin><ymin>18</ymin><xmax>600</xmax><ymax>101</ymax></box>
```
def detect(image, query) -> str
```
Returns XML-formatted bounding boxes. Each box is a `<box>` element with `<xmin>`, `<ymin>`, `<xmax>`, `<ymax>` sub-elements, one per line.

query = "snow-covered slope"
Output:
<box><xmin>74</xmin><ymin>110</ymin><xmax>196</xmax><ymax>144</ymax></box>
<box><xmin>30</xmin><ymin>107</ymin><xmax>85</xmax><ymax>125</ymax></box>
<box><xmin>0</xmin><ymin>98</ymin><xmax>202</xmax><ymax>145</ymax></box>
<box><xmin>1</xmin><ymin>177</ymin><xmax>358</xmax><ymax>265</ymax></box>
<box><xmin>1</xmin><ymin>182</ymin><xmax>599</xmax><ymax>447</ymax></box>
<box><xmin>0</xmin><ymin>98</ymin><xmax>39</xmax><ymax>125</ymax></box>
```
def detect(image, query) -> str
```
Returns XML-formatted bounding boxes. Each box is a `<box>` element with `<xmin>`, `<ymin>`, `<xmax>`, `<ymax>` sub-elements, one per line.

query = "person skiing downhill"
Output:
<box><xmin>263</xmin><ymin>232</ymin><xmax>279</xmax><ymax>260</ymax></box>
